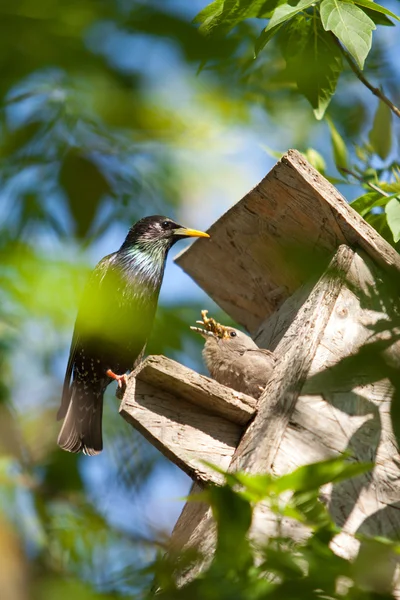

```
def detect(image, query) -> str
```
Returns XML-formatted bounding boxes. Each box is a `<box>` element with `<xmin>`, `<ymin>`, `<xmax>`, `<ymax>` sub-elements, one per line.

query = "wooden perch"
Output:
<box><xmin>119</xmin><ymin>356</ymin><xmax>256</xmax><ymax>484</ymax></box>
<box><xmin>175</xmin><ymin>149</ymin><xmax>400</xmax><ymax>334</ymax></box>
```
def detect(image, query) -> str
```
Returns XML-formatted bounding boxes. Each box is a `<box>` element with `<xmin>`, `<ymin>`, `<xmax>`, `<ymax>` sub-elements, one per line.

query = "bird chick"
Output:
<box><xmin>191</xmin><ymin>310</ymin><xmax>275</xmax><ymax>399</ymax></box>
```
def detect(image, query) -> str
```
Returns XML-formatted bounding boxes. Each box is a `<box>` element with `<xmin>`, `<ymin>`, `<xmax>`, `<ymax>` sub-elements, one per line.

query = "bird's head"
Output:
<box><xmin>191</xmin><ymin>311</ymin><xmax>258</xmax><ymax>354</ymax></box>
<box><xmin>122</xmin><ymin>215</ymin><xmax>209</xmax><ymax>252</ymax></box>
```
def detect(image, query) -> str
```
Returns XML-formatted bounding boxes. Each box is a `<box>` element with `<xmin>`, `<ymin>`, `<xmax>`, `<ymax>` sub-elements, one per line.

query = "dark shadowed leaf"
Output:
<box><xmin>281</xmin><ymin>13</ymin><xmax>342</xmax><ymax>118</ymax></box>
<box><xmin>351</xmin><ymin>0</ymin><xmax>400</xmax><ymax>21</ymax></box>
<box><xmin>369</xmin><ymin>100</ymin><xmax>392</xmax><ymax>160</ymax></box>
<box><xmin>59</xmin><ymin>150</ymin><xmax>112</xmax><ymax>239</ymax></box>
<box><xmin>207</xmin><ymin>484</ymin><xmax>253</xmax><ymax>569</ymax></box>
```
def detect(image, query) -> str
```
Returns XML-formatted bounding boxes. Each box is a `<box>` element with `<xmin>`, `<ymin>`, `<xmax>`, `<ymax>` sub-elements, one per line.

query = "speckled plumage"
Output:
<box><xmin>57</xmin><ymin>216</ymin><xmax>209</xmax><ymax>455</ymax></box>
<box><xmin>192</xmin><ymin>320</ymin><xmax>275</xmax><ymax>399</ymax></box>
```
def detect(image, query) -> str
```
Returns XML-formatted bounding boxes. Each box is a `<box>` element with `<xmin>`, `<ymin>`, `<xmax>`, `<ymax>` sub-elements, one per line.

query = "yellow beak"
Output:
<box><xmin>173</xmin><ymin>227</ymin><xmax>210</xmax><ymax>239</ymax></box>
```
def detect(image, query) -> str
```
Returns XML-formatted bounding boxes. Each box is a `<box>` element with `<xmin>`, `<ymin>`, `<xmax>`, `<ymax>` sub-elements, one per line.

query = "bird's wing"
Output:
<box><xmin>57</xmin><ymin>253</ymin><xmax>117</xmax><ymax>420</ymax></box>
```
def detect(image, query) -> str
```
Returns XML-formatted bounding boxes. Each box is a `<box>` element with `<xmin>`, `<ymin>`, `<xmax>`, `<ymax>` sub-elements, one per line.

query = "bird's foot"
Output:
<box><xmin>106</xmin><ymin>369</ymin><xmax>128</xmax><ymax>389</ymax></box>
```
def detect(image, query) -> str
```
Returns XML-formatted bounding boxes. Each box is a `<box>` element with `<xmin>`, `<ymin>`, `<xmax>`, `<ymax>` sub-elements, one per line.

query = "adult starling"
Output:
<box><xmin>191</xmin><ymin>310</ymin><xmax>275</xmax><ymax>399</ymax></box>
<box><xmin>57</xmin><ymin>216</ymin><xmax>209</xmax><ymax>456</ymax></box>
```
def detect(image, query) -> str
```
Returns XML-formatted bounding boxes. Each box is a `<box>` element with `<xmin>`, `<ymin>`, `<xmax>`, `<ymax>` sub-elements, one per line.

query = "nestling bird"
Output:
<box><xmin>191</xmin><ymin>310</ymin><xmax>275</xmax><ymax>399</ymax></box>
<box><xmin>57</xmin><ymin>216</ymin><xmax>209</xmax><ymax>456</ymax></box>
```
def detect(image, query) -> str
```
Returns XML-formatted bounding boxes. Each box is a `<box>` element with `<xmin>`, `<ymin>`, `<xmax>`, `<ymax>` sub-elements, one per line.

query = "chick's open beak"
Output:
<box><xmin>173</xmin><ymin>227</ymin><xmax>210</xmax><ymax>239</ymax></box>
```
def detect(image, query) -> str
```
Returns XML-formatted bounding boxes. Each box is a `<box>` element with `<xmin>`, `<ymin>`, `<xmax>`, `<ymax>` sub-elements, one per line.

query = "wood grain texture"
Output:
<box><xmin>173</xmin><ymin>248</ymin><xmax>400</xmax><ymax>591</ymax></box>
<box><xmin>119</xmin><ymin>356</ymin><xmax>257</xmax><ymax>484</ymax></box>
<box><xmin>120</xmin><ymin>378</ymin><xmax>241</xmax><ymax>484</ymax></box>
<box><xmin>170</xmin><ymin>245</ymin><xmax>354</xmax><ymax>582</ymax></box>
<box><xmin>272</xmin><ymin>251</ymin><xmax>400</xmax><ymax>568</ymax></box>
<box><xmin>130</xmin><ymin>355</ymin><xmax>256</xmax><ymax>425</ymax></box>
<box><xmin>175</xmin><ymin>149</ymin><xmax>400</xmax><ymax>334</ymax></box>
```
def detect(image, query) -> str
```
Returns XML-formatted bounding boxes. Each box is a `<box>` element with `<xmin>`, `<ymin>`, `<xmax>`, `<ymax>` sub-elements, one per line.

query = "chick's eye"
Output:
<box><xmin>230</xmin><ymin>331</ymin><xmax>237</xmax><ymax>338</ymax></box>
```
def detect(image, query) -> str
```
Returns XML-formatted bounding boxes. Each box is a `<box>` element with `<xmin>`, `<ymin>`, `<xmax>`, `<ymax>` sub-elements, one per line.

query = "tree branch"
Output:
<box><xmin>339</xmin><ymin>166</ymin><xmax>391</xmax><ymax>197</ymax></box>
<box><xmin>335</xmin><ymin>37</ymin><xmax>400</xmax><ymax>119</ymax></box>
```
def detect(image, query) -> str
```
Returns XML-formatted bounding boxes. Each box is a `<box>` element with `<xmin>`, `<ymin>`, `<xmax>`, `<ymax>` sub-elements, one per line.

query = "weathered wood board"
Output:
<box><xmin>118</xmin><ymin>150</ymin><xmax>400</xmax><ymax>594</ymax></box>
<box><xmin>120</xmin><ymin>356</ymin><xmax>256</xmax><ymax>484</ymax></box>
<box><xmin>175</xmin><ymin>149</ymin><xmax>400</xmax><ymax>334</ymax></box>
<box><xmin>170</xmin><ymin>246</ymin><xmax>400</xmax><ymax>591</ymax></box>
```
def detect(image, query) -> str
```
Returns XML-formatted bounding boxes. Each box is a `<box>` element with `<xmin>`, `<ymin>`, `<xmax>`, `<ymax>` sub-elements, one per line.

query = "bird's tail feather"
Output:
<box><xmin>57</xmin><ymin>384</ymin><xmax>105</xmax><ymax>456</ymax></box>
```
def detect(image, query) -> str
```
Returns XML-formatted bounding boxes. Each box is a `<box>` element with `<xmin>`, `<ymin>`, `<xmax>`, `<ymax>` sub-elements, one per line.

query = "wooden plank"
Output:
<box><xmin>119</xmin><ymin>356</ymin><xmax>257</xmax><ymax>484</ymax></box>
<box><xmin>272</xmin><ymin>250</ymin><xmax>400</xmax><ymax>557</ymax></box>
<box><xmin>170</xmin><ymin>245</ymin><xmax>354</xmax><ymax>581</ymax></box>
<box><xmin>131</xmin><ymin>355</ymin><xmax>256</xmax><ymax>425</ymax></box>
<box><xmin>175</xmin><ymin>149</ymin><xmax>400</xmax><ymax>334</ymax></box>
<box><xmin>120</xmin><ymin>378</ymin><xmax>242</xmax><ymax>484</ymax></box>
<box><xmin>171</xmin><ymin>248</ymin><xmax>400</xmax><ymax>592</ymax></box>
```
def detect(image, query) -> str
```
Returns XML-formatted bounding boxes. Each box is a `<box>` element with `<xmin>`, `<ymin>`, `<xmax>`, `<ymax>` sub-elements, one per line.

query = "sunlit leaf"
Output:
<box><xmin>194</xmin><ymin>0</ymin><xmax>275</xmax><ymax>36</ymax></box>
<box><xmin>351</xmin><ymin>0</ymin><xmax>400</xmax><ymax>21</ymax></box>
<box><xmin>255</xmin><ymin>0</ymin><xmax>317</xmax><ymax>56</ymax></box>
<box><xmin>266</xmin><ymin>0</ymin><xmax>318</xmax><ymax>30</ymax></box>
<box><xmin>385</xmin><ymin>196</ymin><xmax>400</xmax><ymax>243</ymax></box>
<box><xmin>270</xmin><ymin>457</ymin><xmax>373</xmax><ymax>494</ymax></box>
<box><xmin>302</xmin><ymin>148</ymin><xmax>327</xmax><ymax>172</ymax></box>
<box><xmin>320</xmin><ymin>0</ymin><xmax>376</xmax><ymax>69</ymax></box>
<box><xmin>350</xmin><ymin>191</ymin><xmax>388</xmax><ymax>217</ymax></box>
<box><xmin>326</xmin><ymin>117</ymin><xmax>349</xmax><ymax>170</ymax></box>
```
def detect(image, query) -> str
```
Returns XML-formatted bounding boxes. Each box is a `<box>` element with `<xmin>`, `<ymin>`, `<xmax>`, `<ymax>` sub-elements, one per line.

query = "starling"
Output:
<box><xmin>191</xmin><ymin>310</ymin><xmax>275</xmax><ymax>399</ymax></box>
<box><xmin>57</xmin><ymin>216</ymin><xmax>209</xmax><ymax>456</ymax></box>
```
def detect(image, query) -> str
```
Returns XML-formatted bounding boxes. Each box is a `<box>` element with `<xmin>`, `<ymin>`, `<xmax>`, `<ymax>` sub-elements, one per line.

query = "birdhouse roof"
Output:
<box><xmin>175</xmin><ymin>149</ymin><xmax>400</xmax><ymax>333</ymax></box>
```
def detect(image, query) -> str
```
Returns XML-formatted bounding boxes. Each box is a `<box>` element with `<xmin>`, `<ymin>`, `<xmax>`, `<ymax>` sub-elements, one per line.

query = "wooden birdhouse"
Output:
<box><xmin>119</xmin><ymin>150</ymin><xmax>400</xmax><ymax>589</ymax></box>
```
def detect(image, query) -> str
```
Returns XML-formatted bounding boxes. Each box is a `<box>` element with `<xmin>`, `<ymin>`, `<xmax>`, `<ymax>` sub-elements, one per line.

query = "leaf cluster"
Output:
<box><xmin>149</xmin><ymin>456</ymin><xmax>400</xmax><ymax>599</ymax></box>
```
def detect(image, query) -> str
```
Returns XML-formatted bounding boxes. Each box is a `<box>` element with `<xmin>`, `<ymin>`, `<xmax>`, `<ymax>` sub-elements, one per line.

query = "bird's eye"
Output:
<box><xmin>161</xmin><ymin>220</ymin><xmax>171</xmax><ymax>230</ymax></box>
<box><xmin>230</xmin><ymin>331</ymin><xmax>237</xmax><ymax>338</ymax></box>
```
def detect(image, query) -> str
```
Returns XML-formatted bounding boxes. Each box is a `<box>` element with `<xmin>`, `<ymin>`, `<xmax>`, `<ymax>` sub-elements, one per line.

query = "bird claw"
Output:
<box><xmin>106</xmin><ymin>369</ymin><xmax>128</xmax><ymax>389</ymax></box>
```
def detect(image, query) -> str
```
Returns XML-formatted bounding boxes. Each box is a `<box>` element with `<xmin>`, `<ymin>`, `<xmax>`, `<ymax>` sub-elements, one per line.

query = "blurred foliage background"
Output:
<box><xmin>0</xmin><ymin>0</ymin><xmax>399</xmax><ymax>598</ymax></box>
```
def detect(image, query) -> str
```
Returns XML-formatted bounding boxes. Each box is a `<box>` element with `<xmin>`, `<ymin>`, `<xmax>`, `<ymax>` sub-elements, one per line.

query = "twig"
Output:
<box><xmin>333</xmin><ymin>36</ymin><xmax>400</xmax><ymax>119</ymax></box>
<box><xmin>339</xmin><ymin>166</ymin><xmax>391</xmax><ymax>197</ymax></box>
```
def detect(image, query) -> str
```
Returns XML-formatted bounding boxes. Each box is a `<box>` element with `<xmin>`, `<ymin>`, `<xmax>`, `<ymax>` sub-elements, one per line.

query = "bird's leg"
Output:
<box><xmin>106</xmin><ymin>369</ymin><xmax>128</xmax><ymax>389</ymax></box>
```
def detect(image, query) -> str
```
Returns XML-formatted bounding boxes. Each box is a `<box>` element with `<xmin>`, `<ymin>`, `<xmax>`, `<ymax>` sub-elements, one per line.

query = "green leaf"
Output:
<box><xmin>260</xmin><ymin>144</ymin><xmax>284</xmax><ymax>159</ymax></box>
<box><xmin>385</xmin><ymin>196</ymin><xmax>400</xmax><ymax>243</ymax></box>
<box><xmin>255</xmin><ymin>22</ymin><xmax>285</xmax><ymax>55</ymax></box>
<box><xmin>369</xmin><ymin>100</ymin><xmax>392</xmax><ymax>160</ymax></box>
<box><xmin>194</xmin><ymin>0</ymin><xmax>279</xmax><ymax>36</ymax></box>
<box><xmin>281</xmin><ymin>14</ymin><xmax>343</xmax><ymax>119</ymax></box>
<box><xmin>326</xmin><ymin>118</ymin><xmax>349</xmax><ymax>170</ymax></box>
<box><xmin>270</xmin><ymin>457</ymin><xmax>373</xmax><ymax>494</ymax></box>
<box><xmin>255</xmin><ymin>0</ymin><xmax>318</xmax><ymax>55</ymax></box>
<box><xmin>267</xmin><ymin>0</ymin><xmax>317</xmax><ymax>30</ymax></box>
<box><xmin>303</xmin><ymin>148</ymin><xmax>327</xmax><ymax>172</ymax></box>
<box><xmin>320</xmin><ymin>0</ymin><xmax>376</xmax><ymax>69</ymax></box>
<box><xmin>361</xmin><ymin>8</ymin><xmax>394</xmax><ymax>26</ymax></box>
<box><xmin>207</xmin><ymin>485</ymin><xmax>253</xmax><ymax>569</ymax></box>
<box><xmin>231</xmin><ymin>471</ymin><xmax>274</xmax><ymax>502</ymax></box>
<box><xmin>350</xmin><ymin>191</ymin><xmax>387</xmax><ymax>216</ymax></box>
<box><xmin>351</xmin><ymin>0</ymin><xmax>400</xmax><ymax>21</ymax></box>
